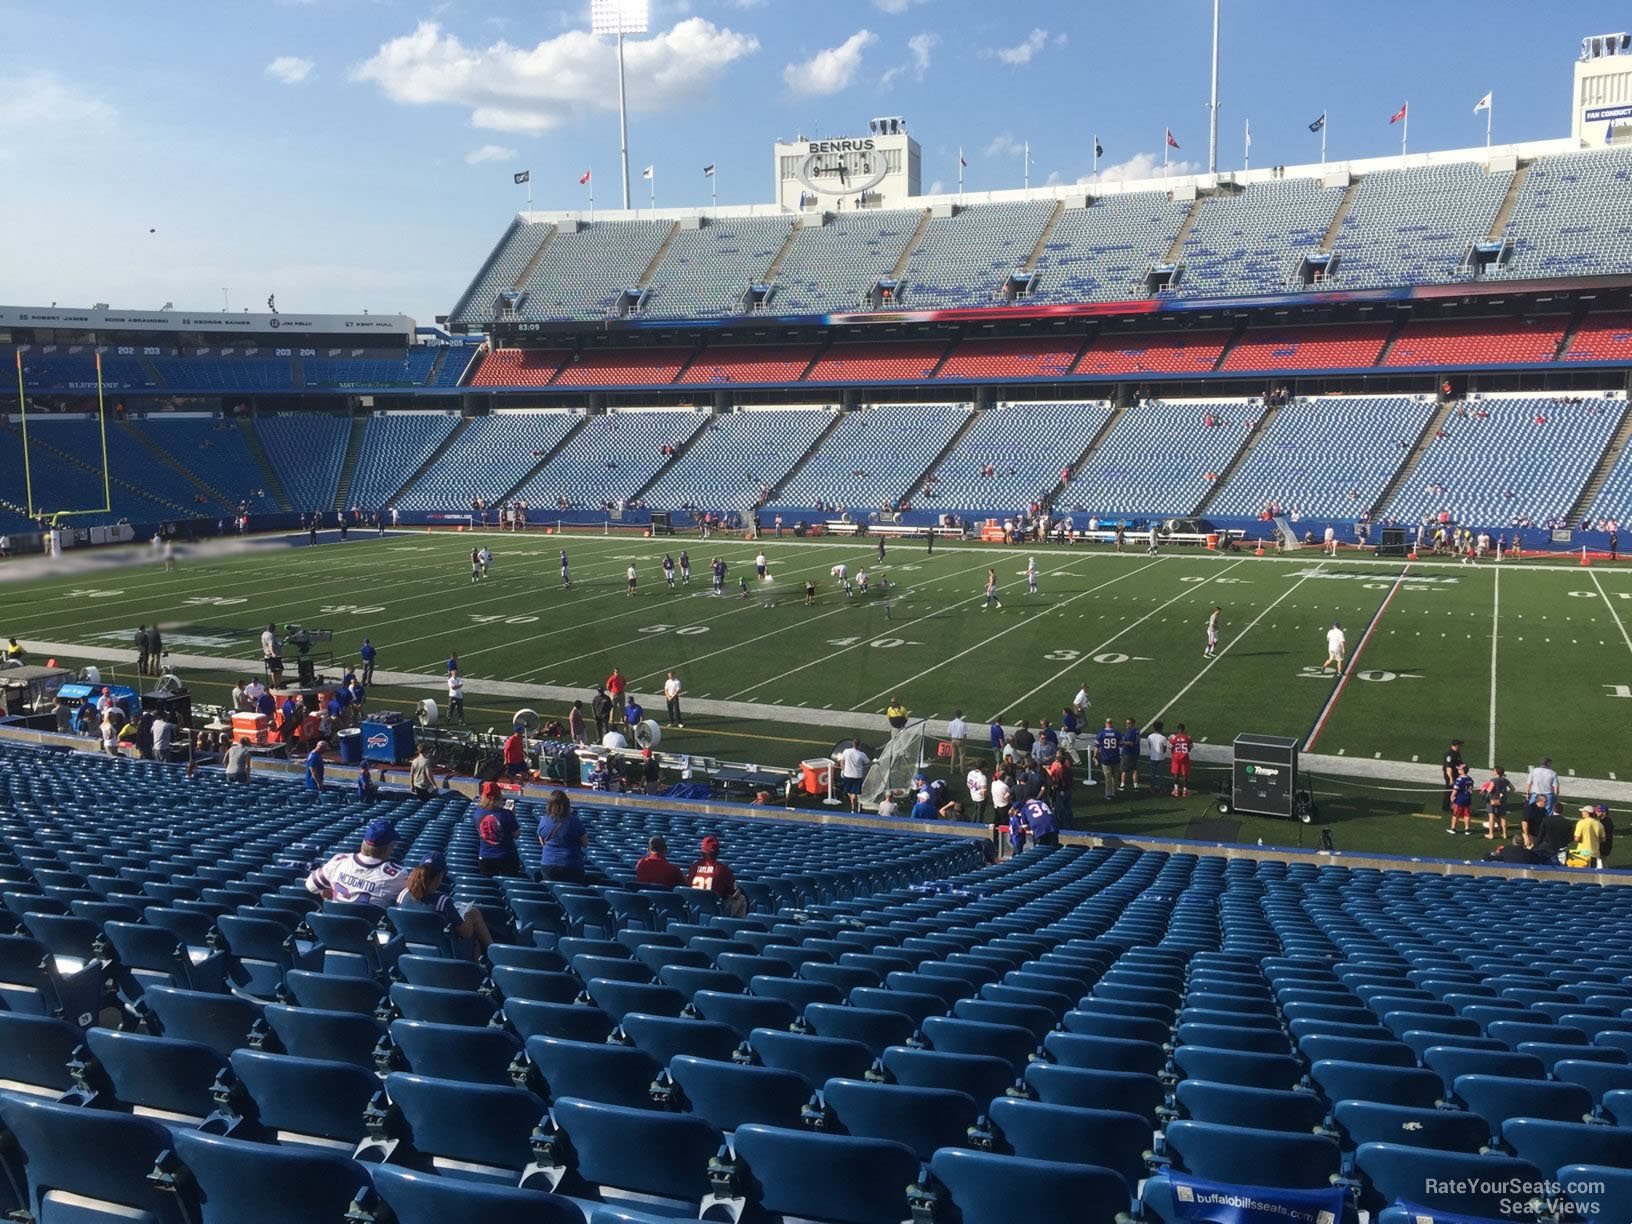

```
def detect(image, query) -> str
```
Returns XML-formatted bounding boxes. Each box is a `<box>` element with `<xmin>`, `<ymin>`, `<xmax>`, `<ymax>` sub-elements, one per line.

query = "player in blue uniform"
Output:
<box><xmin>1450</xmin><ymin>763</ymin><xmax>1476</xmax><ymax>835</ymax></box>
<box><xmin>1093</xmin><ymin>719</ymin><xmax>1121</xmax><ymax>799</ymax></box>
<box><xmin>559</xmin><ymin>550</ymin><xmax>570</xmax><ymax>588</ymax></box>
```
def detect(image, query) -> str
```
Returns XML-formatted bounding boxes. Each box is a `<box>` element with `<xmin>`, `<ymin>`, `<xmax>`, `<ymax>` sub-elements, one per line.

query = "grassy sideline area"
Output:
<box><xmin>4</xmin><ymin>529</ymin><xmax>1627</xmax><ymax>862</ymax></box>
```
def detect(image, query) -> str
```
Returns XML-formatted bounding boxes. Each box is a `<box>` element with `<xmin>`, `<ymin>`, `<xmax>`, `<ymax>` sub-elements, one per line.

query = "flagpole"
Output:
<box><xmin>957</xmin><ymin>147</ymin><xmax>963</xmax><ymax>197</ymax></box>
<box><xmin>1243</xmin><ymin>119</ymin><xmax>1250</xmax><ymax>171</ymax></box>
<box><xmin>1321</xmin><ymin>110</ymin><xmax>1327</xmax><ymax>164</ymax></box>
<box><xmin>1092</xmin><ymin>135</ymin><xmax>1099</xmax><ymax>174</ymax></box>
<box><xmin>1023</xmin><ymin>140</ymin><xmax>1030</xmax><ymax>190</ymax></box>
<box><xmin>1487</xmin><ymin>93</ymin><xmax>1493</xmax><ymax>147</ymax></box>
<box><xmin>1163</xmin><ymin>129</ymin><xmax>1169</xmax><ymax>175</ymax></box>
<box><xmin>1402</xmin><ymin>101</ymin><xmax>1408</xmax><ymax>156</ymax></box>
<box><xmin>1207</xmin><ymin>0</ymin><xmax>1220</xmax><ymax>174</ymax></box>
<box><xmin>711</xmin><ymin>170</ymin><xmax>717</xmax><ymax>208</ymax></box>
<box><xmin>649</xmin><ymin>168</ymin><xmax>656</xmax><ymax>212</ymax></box>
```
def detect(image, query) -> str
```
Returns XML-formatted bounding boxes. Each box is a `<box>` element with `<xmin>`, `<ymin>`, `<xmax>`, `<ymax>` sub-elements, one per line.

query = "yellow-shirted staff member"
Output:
<box><xmin>886</xmin><ymin>698</ymin><xmax>909</xmax><ymax>732</ymax></box>
<box><xmin>4</xmin><ymin>637</ymin><xmax>24</xmax><ymax>663</ymax></box>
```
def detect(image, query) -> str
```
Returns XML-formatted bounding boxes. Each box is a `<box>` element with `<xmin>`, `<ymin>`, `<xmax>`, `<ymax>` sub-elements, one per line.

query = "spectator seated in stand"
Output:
<box><xmin>635</xmin><ymin>835</ymin><xmax>685</xmax><ymax>887</ymax></box>
<box><xmin>688</xmin><ymin>835</ymin><xmax>748</xmax><ymax>917</ymax></box>
<box><xmin>394</xmin><ymin>851</ymin><xmax>495</xmax><ymax>958</ymax></box>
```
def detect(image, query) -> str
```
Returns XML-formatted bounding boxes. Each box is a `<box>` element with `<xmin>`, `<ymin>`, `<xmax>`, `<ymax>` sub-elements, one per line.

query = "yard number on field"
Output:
<box><xmin>827</xmin><ymin>636</ymin><xmax>921</xmax><ymax>649</ymax></box>
<box><xmin>1045</xmin><ymin>649</ymin><xmax>1151</xmax><ymax>665</ymax></box>
<box><xmin>470</xmin><ymin>613</ymin><xmax>538</xmax><ymax>625</ymax></box>
<box><xmin>638</xmin><ymin>624</ymin><xmax>710</xmax><ymax>636</ymax></box>
<box><xmin>319</xmin><ymin>604</ymin><xmax>385</xmax><ymax>615</ymax></box>
<box><xmin>1299</xmin><ymin>666</ymin><xmax>1418</xmax><ymax>682</ymax></box>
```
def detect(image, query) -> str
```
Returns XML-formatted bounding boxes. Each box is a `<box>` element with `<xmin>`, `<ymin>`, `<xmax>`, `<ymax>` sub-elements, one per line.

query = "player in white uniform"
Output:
<box><xmin>1205</xmin><ymin>606</ymin><xmax>1221</xmax><ymax>658</ymax></box>
<box><xmin>1026</xmin><ymin>557</ymin><xmax>1038</xmax><ymax>594</ymax></box>
<box><xmin>1322</xmin><ymin>622</ymin><xmax>1346</xmax><ymax>672</ymax></box>
<box><xmin>305</xmin><ymin>819</ymin><xmax>404</xmax><ymax>906</ymax></box>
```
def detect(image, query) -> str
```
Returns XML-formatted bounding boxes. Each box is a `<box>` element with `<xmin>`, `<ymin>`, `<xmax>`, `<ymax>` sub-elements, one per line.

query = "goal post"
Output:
<box><xmin>14</xmin><ymin>348</ymin><xmax>114</xmax><ymax>522</ymax></box>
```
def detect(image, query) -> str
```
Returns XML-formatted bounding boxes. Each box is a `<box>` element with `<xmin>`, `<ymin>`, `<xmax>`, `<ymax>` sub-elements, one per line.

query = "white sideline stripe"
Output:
<box><xmin>1303</xmin><ymin>563</ymin><xmax>1411</xmax><ymax>752</ymax></box>
<box><xmin>1143</xmin><ymin>564</ymin><xmax>1326</xmax><ymax>729</ymax></box>
<box><xmin>1488</xmin><ymin>567</ymin><xmax>1501</xmax><ymax>770</ymax></box>
<box><xmin>991</xmin><ymin>559</ymin><xmax>1247</xmax><ymax>721</ymax></box>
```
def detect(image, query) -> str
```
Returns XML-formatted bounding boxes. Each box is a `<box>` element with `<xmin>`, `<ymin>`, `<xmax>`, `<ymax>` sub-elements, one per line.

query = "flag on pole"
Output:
<box><xmin>1245</xmin><ymin>121</ymin><xmax>1252</xmax><ymax>151</ymax></box>
<box><xmin>578</xmin><ymin>170</ymin><xmax>592</xmax><ymax>185</ymax></box>
<box><xmin>1309</xmin><ymin>113</ymin><xmax>1326</xmax><ymax>132</ymax></box>
<box><xmin>1165</xmin><ymin>128</ymin><xmax>1180</xmax><ymax>149</ymax></box>
<box><xmin>959</xmin><ymin>149</ymin><xmax>967</xmax><ymax>167</ymax></box>
<box><xmin>513</xmin><ymin>170</ymin><xmax>531</xmax><ymax>184</ymax></box>
<box><xmin>1094</xmin><ymin>138</ymin><xmax>1104</xmax><ymax>158</ymax></box>
<box><xmin>641</xmin><ymin>165</ymin><xmax>654</xmax><ymax>179</ymax></box>
<box><xmin>1389</xmin><ymin>102</ymin><xmax>1408</xmax><ymax>124</ymax></box>
<box><xmin>703</xmin><ymin>164</ymin><xmax>715</xmax><ymax>177</ymax></box>
<box><xmin>1473</xmin><ymin>92</ymin><xmax>1492</xmax><ymax>114</ymax></box>
<box><xmin>1609</xmin><ymin>121</ymin><xmax>1618</xmax><ymax>145</ymax></box>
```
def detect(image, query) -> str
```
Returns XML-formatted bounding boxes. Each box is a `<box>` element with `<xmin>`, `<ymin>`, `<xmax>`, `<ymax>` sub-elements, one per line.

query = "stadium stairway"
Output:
<box><xmin>1044</xmin><ymin>401</ymin><xmax>1125</xmax><ymax>511</ymax></box>
<box><xmin>1161</xmin><ymin>197</ymin><xmax>1207</xmax><ymax>267</ymax></box>
<box><xmin>908</xmin><ymin>408</ymin><xmax>986</xmax><ymax>500</ymax></box>
<box><xmin>1567</xmin><ymin>403</ymin><xmax>1632</xmax><ymax>524</ymax></box>
<box><xmin>510</xmin><ymin>224</ymin><xmax>560</xmax><ymax>294</ymax></box>
<box><xmin>889</xmin><ymin>210</ymin><xmax>935</xmax><ymax>283</ymax></box>
<box><xmin>628</xmin><ymin>410</ymin><xmax>716</xmax><ymax>503</ymax></box>
<box><xmin>137</xmin><ymin>354</ymin><xmax>164</xmax><ymax>386</ymax></box>
<box><xmin>331</xmin><ymin>415</ymin><xmax>368</xmax><ymax>512</ymax></box>
<box><xmin>1367</xmin><ymin>398</ymin><xmax>1458</xmax><ymax>520</ymax></box>
<box><xmin>1370</xmin><ymin>315</ymin><xmax>1412</xmax><ymax>367</ymax></box>
<box><xmin>1553</xmin><ymin>300</ymin><xmax>1594</xmax><ymax>362</ymax></box>
<box><xmin>381</xmin><ymin>418</ymin><xmax>473</xmax><ymax>508</ymax></box>
<box><xmin>1208</xmin><ymin>319</ymin><xmax>1251</xmax><ymax>372</ymax></box>
<box><xmin>1315</xmin><ymin>179</ymin><xmax>1362</xmax><ymax>256</ymax></box>
<box><xmin>115</xmin><ymin>421</ymin><xmax>232</xmax><ymax>512</ymax></box>
<box><xmin>1019</xmin><ymin>200</ymin><xmax>1067</xmax><ymax>277</ymax></box>
<box><xmin>1193</xmin><ymin>398</ymin><xmax>1286</xmax><ymax>514</ymax></box>
<box><xmin>762</xmin><ymin>218</ymin><xmax>806</xmax><ymax>285</ymax></box>
<box><xmin>763</xmin><ymin>410</ymin><xmax>846</xmax><ymax>503</ymax></box>
<box><xmin>237</xmin><ymin>418</ymin><xmax>292</xmax><ymax>513</ymax></box>
<box><xmin>289</xmin><ymin>352</ymin><xmax>305</xmax><ymax>389</ymax></box>
<box><xmin>637</xmin><ymin>223</ymin><xmax>684</xmax><ymax>295</ymax></box>
<box><xmin>1485</xmin><ymin>161</ymin><xmax>1533</xmax><ymax>245</ymax></box>
<box><xmin>496</xmin><ymin>415</ymin><xmax>592</xmax><ymax>503</ymax></box>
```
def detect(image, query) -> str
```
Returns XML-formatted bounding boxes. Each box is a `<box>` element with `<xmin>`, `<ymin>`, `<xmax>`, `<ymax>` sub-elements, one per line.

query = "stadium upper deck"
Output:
<box><xmin>451</xmin><ymin>137</ymin><xmax>1632</xmax><ymax>330</ymax></box>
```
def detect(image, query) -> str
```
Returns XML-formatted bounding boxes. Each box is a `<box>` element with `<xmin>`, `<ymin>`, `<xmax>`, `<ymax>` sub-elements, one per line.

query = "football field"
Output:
<box><xmin>5</xmin><ymin>530</ymin><xmax>1631</xmax><ymax>786</ymax></box>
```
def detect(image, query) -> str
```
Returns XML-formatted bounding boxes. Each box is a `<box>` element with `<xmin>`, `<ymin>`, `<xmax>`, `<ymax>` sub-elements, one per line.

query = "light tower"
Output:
<box><xmin>591</xmin><ymin>0</ymin><xmax>649</xmax><ymax>211</ymax></box>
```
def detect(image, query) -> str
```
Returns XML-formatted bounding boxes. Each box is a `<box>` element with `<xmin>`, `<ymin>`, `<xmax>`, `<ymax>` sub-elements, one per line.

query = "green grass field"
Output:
<box><xmin>4</xmin><ymin>530</ymin><xmax>1628</xmax><ymax>858</ymax></box>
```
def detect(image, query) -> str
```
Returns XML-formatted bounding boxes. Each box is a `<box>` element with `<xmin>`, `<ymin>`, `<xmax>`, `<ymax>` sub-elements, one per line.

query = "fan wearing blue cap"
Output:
<box><xmin>397</xmin><ymin>851</ymin><xmax>495</xmax><ymax>956</ymax></box>
<box><xmin>304</xmin><ymin>817</ymin><xmax>404</xmax><ymax>907</ymax></box>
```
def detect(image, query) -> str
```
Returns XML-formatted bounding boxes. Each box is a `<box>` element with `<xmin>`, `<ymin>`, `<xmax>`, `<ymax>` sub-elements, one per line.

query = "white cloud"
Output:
<box><xmin>1044</xmin><ymin>169</ymin><xmax>1060</xmax><ymax>186</ymax></box>
<box><xmin>353</xmin><ymin>17</ymin><xmax>759</xmax><ymax>134</ymax></box>
<box><xmin>1079</xmin><ymin>151</ymin><xmax>1200</xmax><ymax>185</ymax></box>
<box><xmin>881</xmin><ymin>30</ymin><xmax>937</xmax><ymax>87</ymax></box>
<box><xmin>984</xmin><ymin>131</ymin><xmax>1025</xmax><ymax>158</ymax></box>
<box><xmin>0</xmin><ymin>72</ymin><xmax>115</xmax><ymax>131</ymax></box>
<box><xmin>265</xmin><ymin>56</ymin><xmax>316</xmax><ymax>85</ymax></box>
<box><xmin>992</xmin><ymin>28</ymin><xmax>1049</xmax><ymax>65</ymax></box>
<box><xmin>465</xmin><ymin>143</ymin><xmax>518</xmax><ymax>164</ymax></box>
<box><xmin>927</xmin><ymin>178</ymin><xmax>943</xmax><ymax>194</ymax></box>
<box><xmin>783</xmin><ymin>30</ymin><xmax>876</xmax><ymax>97</ymax></box>
<box><xmin>872</xmin><ymin>0</ymin><xmax>928</xmax><ymax>11</ymax></box>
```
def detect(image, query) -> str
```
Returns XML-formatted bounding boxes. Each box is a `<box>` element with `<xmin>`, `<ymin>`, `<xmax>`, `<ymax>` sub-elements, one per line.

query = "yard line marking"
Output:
<box><xmin>1488</xmin><ymin>567</ymin><xmax>1501</xmax><ymax>769</ymax></box>
<box><xmin>851</xmin><ymin>557</ymin><xmax>1176</xmax><ymax>712</ymax></box>
<box><xmin>1143</xmin><ymin>563</ymin><xmax>1326</xmax><ymax>729</ymax></box>
<box><xmin>1304</xmin><ymin>564</ymin><xmax>1411</xmax><ymax>752</ymax></box>
<box><xmin>625</xmin><ymin>553</ymin><xmax>1007</xmax><ymax>690</ymax></box>
<box><xmin>729</xmin><ymin>555</ymin><xmax>1106</xmax><ymax>703</ymax></box>
<box><xmin>988</xmin><ymin>559</ymin><xmax>1248</xmax><ymax>721</ymax></box>
<box><xmin>1588</xmin><ymin>567</ymin><xmax>1632</xmax><ymax>661</ymax></box>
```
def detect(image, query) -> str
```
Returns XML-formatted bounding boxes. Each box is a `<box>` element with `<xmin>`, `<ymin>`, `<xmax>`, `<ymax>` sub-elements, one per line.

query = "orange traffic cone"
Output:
<box><xmin>1408</xmin><ymin>550</ymin><xmax>1417</xmax><ymax>560</ymax></box>
<box><xmin>1254</xmin><ymin>541</ymin><xmax>1264</xmax><ymax>556</ymax></box>
<box><xmin>1581</xmin><ymin>546</ymin><xmax>1592</xmax><ymax>567</ymax></box>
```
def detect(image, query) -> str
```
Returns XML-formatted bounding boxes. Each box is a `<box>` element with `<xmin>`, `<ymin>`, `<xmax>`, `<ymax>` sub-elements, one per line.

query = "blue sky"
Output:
<box><xmin>2</xmin><ymin>0</ymin><xmax>1625</xmax><ymax>323</ymax></box>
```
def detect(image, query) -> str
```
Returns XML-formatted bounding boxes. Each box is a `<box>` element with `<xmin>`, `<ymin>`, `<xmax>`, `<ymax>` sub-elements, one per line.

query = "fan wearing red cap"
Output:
<box><xmin>471</xmin><ymin>781</ymin><xmax>522</xmax><ymax>877</ymax></box>
<box><xmin>688</xmin><ymin>836</ymin><xmax>748</xmax><ymax>917</ymax></box>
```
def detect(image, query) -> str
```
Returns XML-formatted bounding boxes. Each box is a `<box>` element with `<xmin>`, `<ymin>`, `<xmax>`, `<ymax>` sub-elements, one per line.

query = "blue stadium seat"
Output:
<box><xmin>284</xmin><ymin>970</ymin><xmax>387</xmax><ymax>1015</ymax></box>
<box><xmin>1557</xmin><ymin>1165</ymin><xmax>1632</xmax><ymax>1224</ymax></box>
<box><xmin>1355</xmin><ymin>1143</ymin><xmax>1546</xmax><ymax>1221</ymax></box>
<box><xmin>880</xmin><ymin>1045</ymin><xmax>1013</xmax><ymax>1101</ymax></box>
<box><xmin>804</xmin><ymin>1003</ymin><xmax>917</xmax><ymax>1056</ymax></box>
<box><xmin>388</xmin><ymin>1019</ymin><xmax>522</xmax><ymax>1085</ymax></box>
<box><xmin>0</xmin><ymin>1092</ymin><xmax>189</xmax><ymax>1224</ymax></box>
<box><xmin>0</xmin><ymin>932</ymin><xmax>104</xmax><ymax>1024</ymax></box>
<box><xmin>388</xmin><ymin>982</ymin><xmax>499</xmax><ymax>1028</ymax></box>
<box><xmin>227</xmin><ymin>1049</ymin><xmax>377</xmax><ymax>1147</ymax></box>
<box><xmin>492</xmin><ymin>965</ymin><xmax>580</xmax><ymax>1004</ymax></box>
<box><xmin>1453</xmin><ymin>1074</ymin><xmax>1594</xmax><ymax>1135</ymax></box>
<box><xmin>1172</xmin><ymin>1046</ymin><xmax>1301</xmax><ymax>1091</ymax></box>
<box><xmin>725</xmin><ymin>1124</ymin><xmax>920</xmax><ymax>1224</ymax></box>
<box><xmin>750</xmin><ymin>975</ymin><xmax>844</xmax><ymax>1010</ymax></box>
<box><xmin>362</xmin><ymin>1072</ymin><xmax>546</xmax><ymax>1182</ymax></box>
<box><xmin>669</xmin><ymin>1054</ymin><xmax>812</xmax><ymax>1131</ymax></box>
<box><xmin>162</xmin><ymin>1128</ymin><xmax>371</xmax><ymax>1223</ymax></box>
<box><xmin>393</xmin><ymin>955</ymin><xmax>484</xmax><ymax>992</ymax></box>
<box><xmin>263</xmin><ymin>1004</ymin><xmax>387</xmax><ymax>1068</ymax></box>
<box><xmin>1044</xmin><ymin>1031</ymin><xmax>1167</xmax><ymax>1077</ymax></box>
<box><xmin>821</xmin><ymin>1077</ymin><xmax>978</xmax><ymax>1160</ymax></box>
<box><xmin>1174</xmin><ymin>1080</ymin><xmax>1327</xmax><ymax>1133</ymax></box>
<box><xmin>1160</xmin><ymin>1120</ymin><xmax>1341</xmax><ymax>1190</ymax></box>
<box><xmin>1309</xmin><ymin>1059</ymin><xmax>1444</xmax><ymax>1110</ymax></box>
<box><xmin>141</xmin><ymin>985</ymin><xmax>263</xmax><ymax>1059</ymax></box>
<box><xmin>986</xmin><ymin>1098</ymin><xmax>1150</xmax><ymax>1192</ymax></box>
<box><xmin>1330</xmin><ymin>1099</ymin><xmax>1487</xmax><ymax>1155</ymax></box>
<box><xmin>0</xmin><ymin>1011</ymin><xmax>83</xmax><ymax>1096</ymax></box>
<box><xmin>954</xmin><ymin>997</ymin><xmax>1059</xmax><ymax>1040</ymax></box>
<box><xmin>1502</xmin><ymin>1118</ymin><xmax>1632</xmax><ymax>1179</ymax></box>
<box><xmin>750</xmin><ymin>1027</ymin><xmax>874</xmax><ymax>1084</ymax></box>
<box><xmin>526</xmin><ymin>1035</ymin><xmax>662</xmax><ymax>1108</ymax></box>
<box><xmin>690</xmin><ymin>989</ymin><xmax>798</xmax><ymax>1037</ymax></box>
<box><xmin>80</xmin><ymin>1027</ymin><xmax>229</xmax><ymax>1123</ymax></box>
<box><xmin>1424</xmin><ymin>1044</ymin><xmax>1547</xmax><ymax>1093</ymax></box>
<box><xmin>359</xmin><ymin>1163</ymin><xmax>581</xmax><ymax>1224</ymax></box>
<box><xmin>536</xmin><ymin>1096</ymin><xmax>721</xmax><ymax>1210</ymax></box>
<box><xmin>585</xmin><ymin>978</ymin><xmax>688</xmax><ymax>1021</ymax></box>
<box><xmin>1023</xmin><ymin>1063</ymin><xmax>1166</xmax><ymax>1123</ymax></box>
<box><xmin>619</xmin><ymin>1013</ymin><xmax>741</xmax><ymax>1063</ymax></box>
<box><xmin>927</xmin><ymin>1148</ymin><xmax>1129</xmax><ymax>1224</ymax></box>
<box><xmin>920</xmin><ymin>1016</ymin><xmax>1036</xmax><ymax>1072</ymax></box>
<box><xmin>505</xmin><ymin>999</ymin><xmax>617</xmax><ymax>1044</ymax></box>
<box><xmin>1061</xmin><ymin>1009</ymin><xmax>1171</xmax><ymax>1045</ymax></box>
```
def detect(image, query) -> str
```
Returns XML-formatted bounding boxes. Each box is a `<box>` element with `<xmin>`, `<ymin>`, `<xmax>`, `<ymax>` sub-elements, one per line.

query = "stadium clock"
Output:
<box><xmin>796</xmin><ymin>139</ymin><xmax>891</xmax><ymax>198</ymax></box>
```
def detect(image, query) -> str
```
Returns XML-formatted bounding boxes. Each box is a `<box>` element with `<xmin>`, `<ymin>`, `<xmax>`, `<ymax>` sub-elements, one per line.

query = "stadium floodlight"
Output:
<box><xmin>591</xmin><ymin>0</ymin><xmax>649</xmax><ymax>211</ymax></box>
